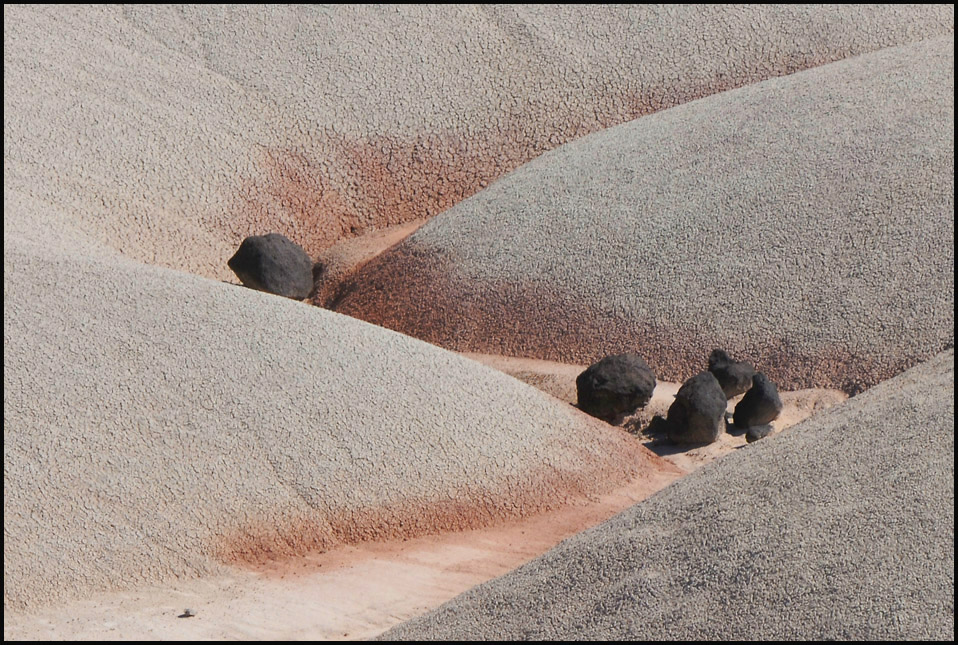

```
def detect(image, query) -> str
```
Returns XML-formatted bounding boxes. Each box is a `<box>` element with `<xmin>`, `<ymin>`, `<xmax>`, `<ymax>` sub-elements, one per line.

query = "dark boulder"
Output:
<box><xmin>667</xmin><ymin>371</ymin><xmax>727</xmax><ymax>444</ymax></box>
<box><xmin>734</xmin><ymin>373</ymin><xmax>784</xmax><ymax>429</ymax></box>
<box><xmin>708</xmin><ymin>348</ymin><xmax>756</xmax><ymax>399</ymax></box>
<box><xmin>576</xmin><ymin>353</ymin><xmax>656</xmax><ymax>423</ymax></box>
<box><xmin>228</xmin><ymin>233</ymin><xmax>314</xmax><ymax>299</ymax></box>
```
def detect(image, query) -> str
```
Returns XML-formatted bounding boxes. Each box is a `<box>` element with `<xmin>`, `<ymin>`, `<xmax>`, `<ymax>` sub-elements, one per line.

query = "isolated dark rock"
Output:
<box><xmin>576</xmin><ymin>353</ymin><xmax>656</xmax><ymax>422</ymax></box>
<box><xmin>228</xmin><ymin>233</ymin><xmax>314</xmax><ymax>299</ymax></box>
<box><xmin>745</xmin><ymin>424</ymin><xmax>774</xmax><ymax>443</ymax></box>
<box><xmin>708</xmin><ymin>349</ymin><xmax>756</xmax><ymax>399</ymax></box>
<box><xmin>734</xmin><ymin>373</ymin><xmax>784</xmax><ymax>429</ymax></box>
<box><xmin>667</xmin><ymin>371</ymin><xmax>727</xmax><ymax>444</ymax></box>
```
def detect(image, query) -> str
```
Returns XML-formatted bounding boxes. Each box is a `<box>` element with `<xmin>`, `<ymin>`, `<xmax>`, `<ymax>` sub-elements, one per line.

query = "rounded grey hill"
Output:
<box><xmin>334</xmin><ymin>37</ymin><xmax>955</xmax><ymax>392</ymax></box>
<box><xmin>3</xmin><ymin>234</ymin><xmax>655</xmax><ymax>610</ymax></box>
<box><xmin>3</xmin><ymin>6</ymin><xmax>952</xmax><ymax>281</ymax></box>
<box><xmin>378</xmin><ymin>350</ymin><xmax>956</xmax><ymax>641</ymax></box>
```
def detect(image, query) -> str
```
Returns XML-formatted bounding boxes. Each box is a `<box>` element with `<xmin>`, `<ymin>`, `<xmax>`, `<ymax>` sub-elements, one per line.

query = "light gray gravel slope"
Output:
<box><xmin>336</xmin><ymin>37</ymin><xmax>955</xmax><ymax>392</ymax></box>
<box><xmin>4</xmin><ymin>6</ymin><xmax>952</xmax><ymax>278</ymax></box>
<box><xmin>380</xmin><ymin>349</ymin><xmax>955</xmax><ymax>641</ymax></box>
<box><xmin>3</xmin><ymin>231</ymin><xmax>653</xmax><ymax>610</ymax></box>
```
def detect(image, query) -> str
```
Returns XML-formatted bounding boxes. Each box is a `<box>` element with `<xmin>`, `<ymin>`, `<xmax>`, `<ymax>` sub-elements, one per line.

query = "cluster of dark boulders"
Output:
<box><xmin>668</xmin><ymin>349</ymin><xmax>782</xmax><ymax>444</ymax></box>
<box><xmin>576</xmin><ymin>348</ymin><xmax>783</xmax><ymax>447</ymax></box>
<box><xmin>228</xmin><ymin>233</ymin><xmax>315</xmax><ymax>300</ymax></box>
<box><xmin>575</xmin><ymin>353</ymin><xmax>656</xmax><ymax>423</ymax></box>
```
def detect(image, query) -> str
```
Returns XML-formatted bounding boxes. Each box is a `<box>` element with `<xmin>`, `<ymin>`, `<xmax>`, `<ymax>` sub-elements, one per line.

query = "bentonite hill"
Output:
<box><xmin>4</xmin><ymin>4</ymin><xmax>954</xmax><ymax>641</ymax></box>
<box><xmin>333</xmin><ymin>36</ymin><xmax>955</xmax><ymax>393</ymax></box>
<box><xmin>5</xmin><ymin>235</ymin><xmax>660</xmax><ymax>609</ymax></box>
<box><xmin>381</xmin><ymin>349</ymin><xmax>955</xmax><ymax>641</ymax></box>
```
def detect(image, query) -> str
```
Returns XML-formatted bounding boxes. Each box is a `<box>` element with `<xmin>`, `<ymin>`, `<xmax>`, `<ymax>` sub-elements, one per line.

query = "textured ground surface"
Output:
<box><xmin>335</xmin><ymin>37</ymin><xmax>955</xmax><ymax>393</ymax></box>
<box><xmin>4</xmin><ymin>235</ymin><xmax>660</xmax><ymax>610</ymax></box>
<box><xmin>381</xmin><ymin>350</ymin><xmax>956</xmax><ymax>641</ymax></box>
<box><xmin>3</xmin><ymin>347</ymin><xmax>850</xmax><ymax>639</ymax></box>
<box><xmin>4</xmin><ymin>5</ymin><xmax>952</xmax><ymax>279</ymax></box>
<box><xmin>3</xmin><ymin>4</ymin><xmax>954</xmax><ymax>639</ymax></box>
<box><xmin>1</xmin><ymin>453</ymin><xmax>684</xmax><ymax>641</ymax></box>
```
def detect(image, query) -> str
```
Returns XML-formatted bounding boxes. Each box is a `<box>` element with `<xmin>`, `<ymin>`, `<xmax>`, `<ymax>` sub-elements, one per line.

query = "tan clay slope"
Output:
<box><xmin>334</xmin><ymin>37</ymin><xmax>956</xmax><ymax>393</ymax></box>
<box><xmin>2</xmin><ymin>232</ymin><xmax>656</xmax><ymax>611</ymax></box>
<box><xmin>381</xmin><ymin>349</ymin><xmax>956</xmax><ymax>641</ymax></box>
<box><xmin>4</xmin><ymin>6</ymin><xmax>953</xmax><ymax>279</ymax></box>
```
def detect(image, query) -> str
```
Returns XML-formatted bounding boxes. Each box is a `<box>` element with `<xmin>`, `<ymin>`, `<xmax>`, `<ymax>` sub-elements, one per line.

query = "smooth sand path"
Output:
<box><xmin>0</xmin><ymin>343</ymin><xmax>849</xmax><ymax>642</ymax></box>
<box><xmin>2</xmin><ymin>464</ymin><xmax>681</xmax><ymax>641</ymax></box>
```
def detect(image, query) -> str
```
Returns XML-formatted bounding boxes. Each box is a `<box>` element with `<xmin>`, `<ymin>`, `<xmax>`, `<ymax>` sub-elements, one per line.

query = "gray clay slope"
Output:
<box><xmin>381</xmin><ymin>349</ymin><xmax>956</xmax><ymax>641</ymax></box>
<box><xmin>4</xmin><ymin>2</ymin><xmax>955</xmax><ymax>625</ymax></box>
<box><xmin>2</xmin><ymin>233</ymin><xmax>654</xmax><ymax>610</ymax></box>
<box><xmin>4</xmin><ymin>6</ymin><xmax>952</xmax><ymax>279</ymax></box>
<box><xmin>335</xmin><ymin>36</ymin><xmax>955</xmax><ymax>392</ymax></box>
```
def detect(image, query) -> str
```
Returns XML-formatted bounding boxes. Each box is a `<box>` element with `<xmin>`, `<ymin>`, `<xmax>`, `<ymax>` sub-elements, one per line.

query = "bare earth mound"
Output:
<box><xmin>335</xmin><ymin>37</ymin><xmax>955</xmax><ymax>392</ymax></box>
<box><xmin>4</xmin><ymin>6</ymin><xmax>952</xmax><ymax>279</ymax></box>
<box><xmin>4</xmin><ymin>4</ymin><xmax>955</xmax><ymax>637</ymax></box>
<box><xmin>3</xmin><ymin>234</ymin><xmax>656</xmax><ymax>610</ymax></box>
<box><xmin>380</xmin><ymin>349</ymin><xmax>956</xmax><ymax>641</ymax></box>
